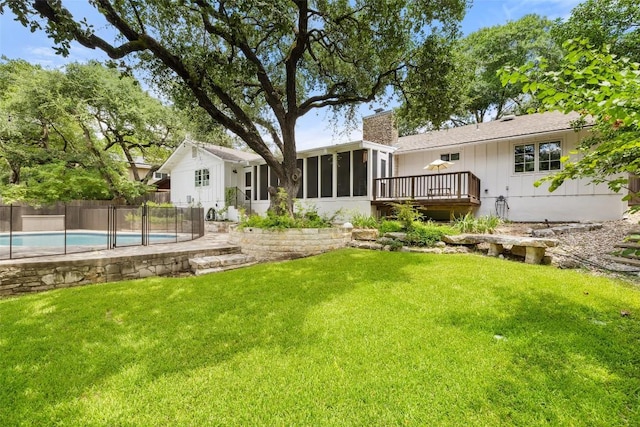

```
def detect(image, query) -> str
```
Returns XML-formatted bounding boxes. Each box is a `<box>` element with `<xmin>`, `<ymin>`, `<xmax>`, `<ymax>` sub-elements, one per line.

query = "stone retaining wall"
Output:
<box><xmin>0</xmin><ymin>246</ymin><xmax>238</xmax><ymax>297</ymax></box>
<box><xmin>229</xmin><ymin>226</ymin><xmax>353</xmax><ymax>260</ymax></box>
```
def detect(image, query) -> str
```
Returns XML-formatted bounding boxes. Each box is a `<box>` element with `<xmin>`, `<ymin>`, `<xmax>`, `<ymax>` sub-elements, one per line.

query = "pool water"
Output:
<box><xmin>0</xmin><ymin>231</ymin><xmax>177</xmax><ymax>247</ymax></box>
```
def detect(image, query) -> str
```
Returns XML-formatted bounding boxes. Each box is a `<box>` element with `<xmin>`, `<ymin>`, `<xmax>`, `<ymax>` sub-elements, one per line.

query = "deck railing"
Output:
<box><xmin>374</xmin><ymin>171</ymin><xmax>481</xmax><ymax>202</ymax></box>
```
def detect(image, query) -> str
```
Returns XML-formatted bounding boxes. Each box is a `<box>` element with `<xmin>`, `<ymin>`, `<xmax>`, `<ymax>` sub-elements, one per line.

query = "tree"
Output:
<box><xmin>552</xmin><ymin>0</ymin><xmax>640</xmax><ymax>63</ymax></box>
<box><xmin>397</xmin><ymin>14</ymin><xmax>562</xmax><ymax>132</ymax></box>
<box><xmin>501</xmin><ymin>39</ymin><xmax>640</xmax><ymax>205</ymax></box>
<box><xmin>2</xmin><ymin>0</ymin><xmax>467</xmax><ymax>214</ymax></box>
<box><xmin>0</xmin><ymin>58</ymin><xmax>182</xmax><ymax>204</ymax></box>
<box><xmin>63</xmin><ymin>61</ymin><xmax>183</xmax><ymax>183</ymax></box>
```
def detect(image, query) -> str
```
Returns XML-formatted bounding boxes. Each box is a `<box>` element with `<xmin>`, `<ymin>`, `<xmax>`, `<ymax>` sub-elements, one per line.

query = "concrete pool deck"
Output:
<box><xmin>0</xmin><ymin>232</ymin><xmax>238</xmax><ymax>296</ymax></box>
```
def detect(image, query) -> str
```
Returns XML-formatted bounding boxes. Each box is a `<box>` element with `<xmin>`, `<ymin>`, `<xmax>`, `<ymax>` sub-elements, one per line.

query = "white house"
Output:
<box><xmin>157</xmin><ymin>139</ymin><xmax>261</xmax><ymax>220</ymax></box>
<box><xmin>160</xmin><ymin>112</ymin><xmax>629</xmax><ymax>223</ymax></box>
<box><xmin>389</xmin><ymin>110</ymin><xmax>627</xmax><ymax>222</ymax></box>
<box><xmin>245</xmin><ymin>140</ymin><xmax>396</xmax><ymax>218</ymax></box>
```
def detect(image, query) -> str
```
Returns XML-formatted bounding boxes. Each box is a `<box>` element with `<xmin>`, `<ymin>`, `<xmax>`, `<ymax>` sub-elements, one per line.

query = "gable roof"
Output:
<box><xmin>200</xmin><ymin>143</ymin><xmax>261</xmax><ymax>163</ymax></box>
<box><xmin>395</xmin><ymin>111</ymin><xmax>590</xmax><ymax>153</ymax></box>
<box><xmin>158</xmin><ymin>139</ymin><xmax>261</xmax><ymax>173</ymax></box>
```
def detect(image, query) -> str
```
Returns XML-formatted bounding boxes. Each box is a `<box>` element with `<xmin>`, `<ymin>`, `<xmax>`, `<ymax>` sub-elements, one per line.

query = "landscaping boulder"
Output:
<box><xmin>352</xmin><ymin>229</ymin><xmax>379</xmax><ymax>241</ymax></box>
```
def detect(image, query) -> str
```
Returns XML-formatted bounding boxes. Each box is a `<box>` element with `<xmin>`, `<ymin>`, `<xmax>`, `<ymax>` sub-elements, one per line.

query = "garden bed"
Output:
<box><xmin>229</xmin><ymin>225</ymin><xmax>352</xmax><ymax>260</ymax></box>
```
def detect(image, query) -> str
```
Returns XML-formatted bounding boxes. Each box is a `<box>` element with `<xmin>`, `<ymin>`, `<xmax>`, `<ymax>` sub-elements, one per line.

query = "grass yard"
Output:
<box><xmin>1</xmin><ymin>249</ymin><xmax>639</xmax><ymax>426</ymax></box>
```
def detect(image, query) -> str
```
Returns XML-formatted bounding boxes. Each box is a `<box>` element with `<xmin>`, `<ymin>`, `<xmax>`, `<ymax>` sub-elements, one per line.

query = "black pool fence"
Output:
<box><xmin>0</xmin><ymin>203</ymin><xmax>205</xmax><ymax>260</ymax></box>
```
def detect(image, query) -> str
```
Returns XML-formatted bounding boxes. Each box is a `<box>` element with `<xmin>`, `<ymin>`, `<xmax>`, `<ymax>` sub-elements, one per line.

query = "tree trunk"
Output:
<box><xmin>268</xmin><ymin>118</ymin><xmax>301</xmax><ymax>216</ymax></box>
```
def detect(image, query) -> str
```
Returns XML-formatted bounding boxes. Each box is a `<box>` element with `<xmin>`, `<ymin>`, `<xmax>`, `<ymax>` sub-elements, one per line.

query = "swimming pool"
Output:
<box><xmin>0</xmin><ymin>231</ymin><xmax>177</xmax><ymax>247</ymax></box>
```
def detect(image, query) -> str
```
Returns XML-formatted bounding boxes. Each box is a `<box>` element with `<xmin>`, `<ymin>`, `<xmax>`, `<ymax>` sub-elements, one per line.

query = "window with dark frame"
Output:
<box><xmin>253</xmin><ymin>166</ymin><xmax>257</xmax><ymax>201</ymax></box>
<box><xmin>259</xmin><ymin>164</ymin><xmax>268</xmax><ymax>200</ymax></box>
<box><xmin>352</xmin><ymin>149</ymin><xmax>368</xmax><ymax>197</ymax></box>
<box><xmin>372</xmin><ymin>150</ymin><xmax>378</xmax><ymax>179</ymax></box>
<box><xmin>337</xmin><ymin>151</ymin><xmax>351</xmax><ymax>197</ymax></box>
<box><xmin>514</xmin><ymin>144</ymin><xmax>535</xmax><ymax>173</ymax></box>
<box><xmin>440</xmin><ymin>152</ymin><xmax>460</xmax><ymax>161</ymax></box>
<box><xmin>194</xmin><ymin>168</ymin><xmax>209</xmax><ymax>187</ymax></box>
<box><xmin>306</xmin><ymin>156</ymin><xmax>319</xmax><ymax>198</ymax></box>
<box><xmin>514</xmin><ymin>141</ymin><xmax>561</xmax><ymax>173</ymax></box>
<box><xmin>321</xmin><ymin>154</ymin><xmax>333</xmax><ymax>198</ymax></box>
<box><xmin>539</xmin><ymin>142</ymin><xmax>562</xmax><ymax>171</ymax></box>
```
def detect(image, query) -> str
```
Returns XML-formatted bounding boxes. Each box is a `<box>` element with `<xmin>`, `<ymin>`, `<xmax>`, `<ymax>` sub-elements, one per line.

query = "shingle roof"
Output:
<box><xmin>202</xmin><ymin>145</ymin><xmax>261</xmax><ymax>162</ymax></box>
<box><xmin>395</xmin><ymin>111</ymin><xmax>589</xmax><ymax>153</ymax></box>
<box><xmin>180</xmin><ymin>138</ymin><xmax>261</xmax><ymax>163</ymax></box>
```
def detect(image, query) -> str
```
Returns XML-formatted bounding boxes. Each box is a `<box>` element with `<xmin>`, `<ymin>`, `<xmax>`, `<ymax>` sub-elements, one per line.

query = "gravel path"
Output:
<box><xmin>497</xmin><ymin>213</ymin><xmax>640</xmax><ymax>280</ymax></box>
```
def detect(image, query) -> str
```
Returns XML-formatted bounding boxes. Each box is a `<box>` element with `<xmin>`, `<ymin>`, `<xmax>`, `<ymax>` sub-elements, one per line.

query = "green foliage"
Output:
<box><xmin>405</xmin><ymin>221</ymin><xmax>447</xmax><ymax>247</ymax></box>
<box><xmin>390</xmin><ymin>202</ymin><xmax>423</xmax><ymax>231</ymax></box>
<box><xmin>1</xmin><ymin>250</ymin><xmax>639</xmax><ymax>425</ymax></box>
<box><xmin>240</xmin><ymin>201</ymin><xmax>334</xmax><ymax>230</ymax></box>
<box><xmin>551</xmin><ymin>0</ymin><xmax>640</xmax><ymax>63</ymax></box>
<box><xmin>350</xmin><ymin>212</ymin><xmax>379</xmax><ymax>229</ymax></box>
<box><xmin>378</xmin><ymin>219</ymin><xmax>404</xmax><ymax>234</ymax></box>
<box><xmin>501</xmin><ymin>39</ymin><xmax>640</xmax><ymax>207</ymax></box>
<box><xmin>397</xmin><ymin>14</ymin><xmax>562</xmax><ymax>131</ymax></box>
<box><xmin>457</xmin><ymin>15</ymin><xmax>562</xmax><ymax>123</ymax></box>
<box><xmin>0</xmin><ymin>59</ymin><xmax>180</xmax><ymax>203</ymax></box>
<box><xmin>454</xmin><ymin>213</ymin><xmax>502</xmax><ymax>234</ymax></box>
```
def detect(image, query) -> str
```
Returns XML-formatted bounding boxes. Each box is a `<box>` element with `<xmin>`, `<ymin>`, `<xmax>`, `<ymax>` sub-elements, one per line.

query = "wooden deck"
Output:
<box><xmin>372</xmin><ymin>172</ymin><xmax>481</xmax><ymax>214</ymax></box>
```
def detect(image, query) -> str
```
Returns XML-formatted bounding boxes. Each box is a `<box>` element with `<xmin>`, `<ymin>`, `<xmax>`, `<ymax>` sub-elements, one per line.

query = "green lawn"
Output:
<box><xmin>1</xmin><ymin>249</ymin><xmax>639</xmax><ymax>426</ymax></box>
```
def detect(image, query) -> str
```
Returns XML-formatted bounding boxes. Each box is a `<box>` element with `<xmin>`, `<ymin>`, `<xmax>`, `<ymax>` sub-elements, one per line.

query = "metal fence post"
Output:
<box><xmin>9</xmin><ymin>204</ymin><xmax>13</xmax><ymax>260</ymax></box>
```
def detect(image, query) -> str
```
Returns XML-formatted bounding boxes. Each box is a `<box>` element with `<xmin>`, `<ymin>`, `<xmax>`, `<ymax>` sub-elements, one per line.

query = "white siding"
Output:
<box><xmin>169</xmin><ymin>148</ymin><xmax>226</xmax><ymax>215</ymax></box>
<box><xmin>396</xmin><ymin>129</ymin><xmax>627</xmax><ymax>222</ymax></box>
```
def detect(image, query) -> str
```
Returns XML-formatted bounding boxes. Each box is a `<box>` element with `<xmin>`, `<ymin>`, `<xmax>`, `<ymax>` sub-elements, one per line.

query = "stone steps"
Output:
<box><xmin>606</xmin><ymin>230</ymin><xmax>640</xmax><ymax>270</ymax></box>
<box><xmin>603</xmin><ymin>255</ymin><xmax>640</xmax><ymax>269</ymax></box>
<box><xmin>189</xmin><ymin>253</ymin><xmax>257</xmax><ymax>276</ymax></box>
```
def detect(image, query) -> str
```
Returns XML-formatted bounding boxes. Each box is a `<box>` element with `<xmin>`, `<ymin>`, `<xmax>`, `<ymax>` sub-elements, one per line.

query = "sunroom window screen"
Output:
<box><xmin>337</xmin><ymin>151</ymin><xmax>350</xmax><ymax>197</ymax></box>
<box><xmin>307</xmin><ymin>156</ymin><xmax>318</xmax><ymax>198</ymax></box>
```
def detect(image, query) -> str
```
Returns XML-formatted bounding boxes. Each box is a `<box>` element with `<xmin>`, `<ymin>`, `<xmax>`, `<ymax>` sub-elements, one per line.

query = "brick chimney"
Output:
<box><xmin>362</xmin><ymin>109</ymin><xmax>398</xmax><ymax>146</ymax></box>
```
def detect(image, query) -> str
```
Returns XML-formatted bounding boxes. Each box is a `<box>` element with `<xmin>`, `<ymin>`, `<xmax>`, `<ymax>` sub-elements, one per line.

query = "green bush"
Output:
<box><xmin>239</xmin><ymin>199</ymin><xmax>335</xmax><ymax>229</ymax></box>
<box><xmin>390</xmin><ymin>202</ymin><xmax>422</xmax><ymax>231</ymax></box>
<box><xmin>453</xmin><ymin>213</ymin><xmax>501</xmax><ymax>234</ymax></box>
<box><xmin>406</xmin><ymin>221</ymin><xmax>447</xmax><ymax>247</ymax></box>
<box><xmin>350</xmin><ymin>212</ymin><xmax>379</xmax><ymax>229</ymax></box>
<box><xmin>378</xmin><ymin>219</ymin><xmax>404</xmax><ymax>234</ymax></box>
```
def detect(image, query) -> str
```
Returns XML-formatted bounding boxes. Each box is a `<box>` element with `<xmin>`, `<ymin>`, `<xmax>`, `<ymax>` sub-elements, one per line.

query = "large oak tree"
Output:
<box><xmin>0</xmin><ymin>59</ymin><xmax>182</xmax><ymax>203</ymax></box>
<box><xmin>2</xmin><ymin>0</ymin><xmax>466</xmax><ymax>214</ymax></box>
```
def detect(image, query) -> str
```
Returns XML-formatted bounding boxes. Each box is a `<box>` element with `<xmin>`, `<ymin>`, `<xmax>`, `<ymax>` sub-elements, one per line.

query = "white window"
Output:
<box><xmin>195</xmin><ymin>169</ymin><xmax>209</xmax><ymax>187</ymax></box>
<box><xmin>514</xmin><ymin>141</ymin><xmax>561</xmax><ymax>173</ymax></box>
<box><xmin>154</xmin><ymin>172</ymin><xmax>168</xmax><ymax>179</ymax></box>
<box><xmin>441</xmin><ymin>153</ymin><xmax>460</xmax><ymax>161</ymax></box>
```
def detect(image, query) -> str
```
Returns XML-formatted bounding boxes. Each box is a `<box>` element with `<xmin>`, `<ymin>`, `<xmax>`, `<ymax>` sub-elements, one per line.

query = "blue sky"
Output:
<box><xmin>0</xmin><ymin>0</ymin><xmax>583</xmax><ymax>149</ymax></box>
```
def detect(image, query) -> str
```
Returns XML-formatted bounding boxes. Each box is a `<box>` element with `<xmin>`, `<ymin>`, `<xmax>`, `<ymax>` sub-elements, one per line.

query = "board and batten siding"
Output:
<box><xmin>169</xmin><ymin>148</ymin><xmax>226</xmax><ymax>213</ymax></box>
<box><xmin>395</xmin><ymin>129</ymin><xmax>625</xmax><ymax>222</ymax></box>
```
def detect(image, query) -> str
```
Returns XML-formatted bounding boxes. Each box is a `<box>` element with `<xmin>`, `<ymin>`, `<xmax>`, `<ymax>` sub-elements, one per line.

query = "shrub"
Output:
<box><xmin>378</xmin><ymin>219</ymin><xmax>404</xmax><ymax>234</ymax></box>
<box><xmin>405</xmin><ymin>221</ymin><xmax>447</xmax><ymax>247</ymax></box>
<box><xmin>390</xmin><ymin>202</ymin><xmax>422</xmax><ymax>231</ymax></box>
<box><xmin>239</xmin><ymin>199</ymin><xmax>335</xmax><ymax>229</ymax></box>
<box><xmin>453</xmin><ymin>213</ymin><xmax>502</xmax><ymax>234</ymax></box>
<box><xmin>350</xmin><ymin>212</ymin><xmax>379</xmax><ymax>229</ymax></box>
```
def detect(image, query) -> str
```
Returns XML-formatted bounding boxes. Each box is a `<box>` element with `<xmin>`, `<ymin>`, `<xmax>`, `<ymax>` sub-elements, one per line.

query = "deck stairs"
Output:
<box><xmin>189</xmin><ymin>247</ymin><xmax>257</xmax><ymax>276</ymax></box>
<box><xmin>606</xmin><ymin>230</ymin><xmax>640</xmax><ymax>268</ymax></box>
